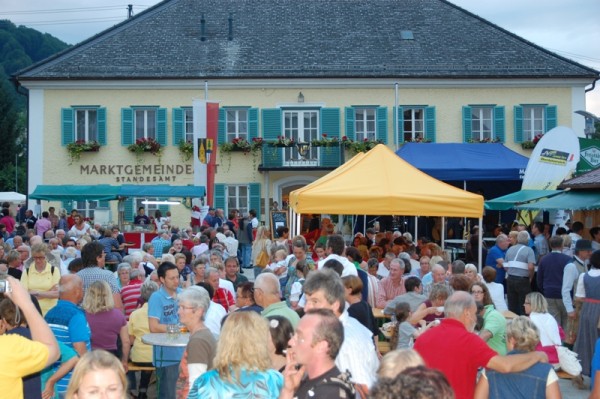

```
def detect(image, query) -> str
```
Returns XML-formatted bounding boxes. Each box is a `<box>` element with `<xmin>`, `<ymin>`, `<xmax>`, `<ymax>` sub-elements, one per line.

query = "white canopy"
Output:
<box><xmin>0</xmin><ymin>192</ymin><xmax>25</xmax><ymax>203</ymax></box>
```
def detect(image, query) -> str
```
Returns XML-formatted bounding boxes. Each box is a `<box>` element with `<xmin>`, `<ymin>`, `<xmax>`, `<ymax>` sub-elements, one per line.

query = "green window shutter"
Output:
<box><xmin>124</xmin><ymin>198</ymin><xmax>134</xmax><ymax>222</ymax></box>
<box><xmin>249</xmin><ymin>183</ymin><xmax>261</xmax><ymax>220</ymax></box>
<box><xmin>345</xmin><ymin>107</ymin><xmax>356</xmax><ymax>141</ymax></box>
<box><xmin>425</xmin><ymin>107</ymin><xmax>436</xmax><ymax>143</ymax></box>
<box><xmin>320</xmin><ymin>108</ymin><xmax>340</xmax><ymax>138</ymax></box>
<box><xmin>394</xmin><ymin>107</ymin><xmax>404</xmax><ymax>143</ymax></box>
<box><xmin>262</xmin><ymin>109</ymin><xmax>282</xmax><ymax>140</ymax></box>
<box><xmin>214</xmin><ymin>184</ymin><xmax>226</xmax><ymax>210</ymax></box>
<box><xmin>514</xmin><ymin>106</ymin><xmax>524</xmax><ymax>143</ymax></box>
<box><xmin>376</xmin><ymin>107</ymin><xmax>387</xmax><ymax>143</ymax></box>
<box><xmin>494</xmin><ymin>106</ymin><xmax>505</xmax><ymax>143</ymax></box>
<box><xmin>62</xmin><ymin>200</ymin><xmax>72</xmax><ymax>212</ymax></box>
<box><xmin>248</xmin><ymin>108</ymin><xmax>258</xmax><ymax>140</ymax></box>
<box><xmin>218</xmin><ymin>108</ymin><xmax>226</xmax><ymax>144</ymax></box>
<box><xmin>172</xmin><ymin>108</ymin><xmax>184</xmax><ymax>145</ymax></box>
<box><xmin>157</xmin><ymin>108</ymin><xmax>167</xmax><ymax>146</ymax></box>
<box><xmin>61</xmin><ymin>108</ymin><xmax>74</xmax><ymax>146</ymax></box>
<box><xmin>545</xmin><ymin>105</ymin><xmax>557</xmax><ymax>131</ymax></box>
<box><xmin>462</xmin><ymin>106</ymin><xmax>472</xmax><ymax>143</ymax></box>
<box><xmin>121</xmin><ymin>108</ymin><xmax>134</xmax><ymax>146</ymax></box>
<box><xmin>97</xmin><ymin>107</ymin><xmax>107</xmax><ymax>145</ymax></box>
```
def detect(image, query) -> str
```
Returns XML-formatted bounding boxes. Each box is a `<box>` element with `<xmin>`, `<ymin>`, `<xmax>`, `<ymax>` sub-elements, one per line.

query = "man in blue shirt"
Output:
<box><xmin>485</xmin><ymin>234</ymin><xmax>510</xmax><ymax>291</ymax></box>
<box><xmin>148</xmin><ymin>262</ymin><xmax>183</xmax><ymax>398</ymax></box>
<box><xmin>44</xmin><ymin>274</ymin><xmax>91</xmax><ymax>395</ymax></box>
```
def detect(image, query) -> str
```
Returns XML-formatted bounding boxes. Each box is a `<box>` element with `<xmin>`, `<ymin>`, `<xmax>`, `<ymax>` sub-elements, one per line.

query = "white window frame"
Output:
<box><xmin>226</xmin><ymin>109</ymin><xmax>249</xmax><ymax>142</ymax></box>
<box><xmin>184</xmin><ymin>108</ymin><xmax>194</xmax><ymax>142</ymax></box>
<box><xmin>523</xmin><ymin>105</ymin><xmax>545</xmax><ymax>141</ymax></box>
<box><xmin>402</xmin><ymin>108</ymin><xmax>425</xmax><ymax>141</ymax></box>
<box><xmin>471</xmin><ymin>107</ymin><xmax>494</xmax><ymax>140</ymax></box>
<box><xmin>75</xmin><ymin>108</ymin><xmax>98</xmax><ymax>142</ymax></box>
<box><xmin>355</xmin><ymin>108</ymin><xmax>376</xmax><ymax>142</ymax></box>
<box><xmin>226</xmin><ymin>185</ymin><xmax>249</xmax><ymax>216</ymax></box>
<box><xmin>283</xmin><ymin>109</ymin><xmax>319</xmax><ymax>166</ymax></box>
<box><xmin>134</xmin><ymin>108</ymin><xmax>157</xmax><ymax>140</ymax></box>
<box><xmin>74</xmin><ymin>200</ymin><xmax>101</xmax><ymax>219</ymax></box>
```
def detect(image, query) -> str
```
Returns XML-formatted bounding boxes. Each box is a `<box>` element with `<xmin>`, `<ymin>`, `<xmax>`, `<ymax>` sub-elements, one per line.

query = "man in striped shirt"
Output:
<box><xmin>121</xmin><ymin>268</ymin><xmax>144</xmax><ymax>320</ymax></box>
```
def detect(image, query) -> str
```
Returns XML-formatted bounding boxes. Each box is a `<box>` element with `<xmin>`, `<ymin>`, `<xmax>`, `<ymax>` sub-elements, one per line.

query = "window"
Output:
<box><xmin>355</xmin><ymin>108</ymin><xmax>376</xmax><ymax>141</ymax></box>
<box><xmin>283</xmin><ymin>110</ymin><xmax>319</xmax><ymax>164</ymax></box>
<box><xmin>403</xmin><ymin>108</ymin><xmax>424</xmax><ymax>142</ymax></box>
<box><xmin>135</xmin><ymin>109</ymin><xmax>157</xmax><ymax>140</ymax></box>
<box><xmin>227</xmin><ymin>185</ymin><xmax>249</xmax><ymax>216</ymax></box>
<box><xmin>523</xmin><ymin>106</ymin><xmax>544</xmax><ymax>141</ymax></box>
<box><xmin>184</xmin><ymin>108</ymin><xmax>194</xmax><ymax>142</ymax></box>
<box><xmin>73</xmin><ymin>200</ymin><xmax>103</xmax><ymax>219</ymax></box>
<box><xmin>226</xmin><ymin>109</ymin><xmax>248</xmax><ymax>142</ymax></box>
<box><xmin>62</xmin><ymin>107</ymin><xmax>106</xmax><ymax>146</ymax></box>
<box><xmin>75</xmin><ymin>109</ymin><xmax>98</xmax><ymax>142</ymax></box>
<box><xmin>134</xmin><ymin>198</ymin><xmax>161</xmax><ymax>217</ymax></box>
<box><xmin>471</xmin><ymin>107</ymin><xmax>493</xmax><ymax>140</ymax></box>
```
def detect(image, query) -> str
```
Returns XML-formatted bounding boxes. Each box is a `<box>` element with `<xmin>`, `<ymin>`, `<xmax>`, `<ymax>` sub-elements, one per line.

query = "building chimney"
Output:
<box><xmin>127</xmin><ymin>4</ymin><xmax>133</xmax><ymax>18</ymax></box>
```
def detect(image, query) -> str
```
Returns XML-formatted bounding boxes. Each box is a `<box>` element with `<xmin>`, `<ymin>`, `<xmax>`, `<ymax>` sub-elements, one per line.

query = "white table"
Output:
<box><xmin>444</xmin><ymin>239</ymin><xmax>468</xmax><ymax>246</ymax></box>
<box><xmin>142</xmin><ymin>332</ymin><xmax>190</xmax><ymax>347</ymax></box>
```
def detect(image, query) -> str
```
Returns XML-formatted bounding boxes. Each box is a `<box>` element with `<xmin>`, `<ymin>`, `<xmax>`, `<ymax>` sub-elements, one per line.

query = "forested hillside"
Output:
<box><xmin>0</xmin><ymin>20</ymin><xmax>70</xmax><ymax>192</ymax></box>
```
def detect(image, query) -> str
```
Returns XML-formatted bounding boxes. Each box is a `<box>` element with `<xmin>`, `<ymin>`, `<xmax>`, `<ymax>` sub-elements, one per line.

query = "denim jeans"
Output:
<box><xmin>156</xmin><ymin>364</ymin><xmax>179</xmax><ymax>398</ymax></box>
<box><xmin>241</xmin><ymin>243</ymin><xmax>253</xmax><ymax>268</ymax></box>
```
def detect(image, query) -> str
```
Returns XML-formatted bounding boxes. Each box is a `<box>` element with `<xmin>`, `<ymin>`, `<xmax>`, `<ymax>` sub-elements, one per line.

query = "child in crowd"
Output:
<box><xmin>265</xmin><ymin>248</ymin><xmax>288</xmax><ymax>285</ymax></box>
<box><xmin>289</xmin><ymin>260</ymin><xmax>309</xmax><ymax>310</ymax></box>
<box><xmin>312</xmin><ymin>242</ymin><xmax>326</xmax><ymax>263</ymax></box>
<box><xmin>391</xmin><ymin>302</ymin><xmax>438</xmax><ymax>349</ymax></box>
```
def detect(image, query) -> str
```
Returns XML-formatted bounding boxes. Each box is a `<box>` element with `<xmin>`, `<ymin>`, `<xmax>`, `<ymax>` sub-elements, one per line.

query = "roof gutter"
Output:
<box><xmin>585</xmin><ymin>77</ymin><xmax>599</xmax><ymax>93</ymax></box>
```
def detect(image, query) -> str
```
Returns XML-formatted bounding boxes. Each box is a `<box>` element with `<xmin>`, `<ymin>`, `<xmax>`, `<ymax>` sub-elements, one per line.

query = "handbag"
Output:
<box><xmin>255</xmin><ymin>249</ymin><xmax>270</xmax><ymax>268</ymax></box>
<box><xmin>555</xmin><ymin>345</ymin><xmax>582</xmax><ymax>376</ymax></box>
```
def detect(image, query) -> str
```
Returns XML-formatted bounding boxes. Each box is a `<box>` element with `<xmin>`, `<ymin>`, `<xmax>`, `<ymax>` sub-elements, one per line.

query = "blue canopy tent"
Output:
<box><xmin>396</xmin><ymin>143</ymin><xmax>529</xmax><ymax>181</ymax></box>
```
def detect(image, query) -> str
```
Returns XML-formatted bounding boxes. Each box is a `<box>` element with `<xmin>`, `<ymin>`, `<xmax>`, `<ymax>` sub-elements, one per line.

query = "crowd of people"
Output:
<box><xmin>2</xmin><ymin>203</ymin><xmax>600</xmax><ymax>399</ymax></box>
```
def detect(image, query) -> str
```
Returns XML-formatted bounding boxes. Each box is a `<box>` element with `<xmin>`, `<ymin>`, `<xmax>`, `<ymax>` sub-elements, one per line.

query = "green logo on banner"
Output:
<box><xmin>577</xmin><ymin>138</ymin><xmax>600</xmax><ymax>175</ymax></box>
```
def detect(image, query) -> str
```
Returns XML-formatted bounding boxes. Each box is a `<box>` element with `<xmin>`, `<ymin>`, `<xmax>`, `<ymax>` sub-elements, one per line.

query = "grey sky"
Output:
<box><xmin>3</xmin><ymin>0</ymin><xmax>599</xmax><ymax>115</ymax></box>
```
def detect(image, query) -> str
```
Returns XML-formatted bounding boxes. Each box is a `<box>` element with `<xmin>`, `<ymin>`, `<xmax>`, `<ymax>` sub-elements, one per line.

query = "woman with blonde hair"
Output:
<box><xmin>83</xmin><ymin>281</ymin><xmax>130</xmax><ymax>371</ymax></box>
<box><xmin>187</xmin><ymin>311</ymin><xmax>283</xmax><ymax>398</ymax></box>
<box><xmin>523</xmin><ymin>292</ymin><xmax>562</xmax><ymax>365</ymax></box>
<box><xmin>377</xmin><ymin>349</ymin><xmax>424</xmax><ymax>379</ymax></box>
<box><xmin>65</xmin><ymin>349</ymin><xmax>127</xmax><ymax>399</ymax></box>
<box><xmin>474</xmin><ymin>316</ymin><xmax>561</xmax><ymax>399</ymax></box>
<box><xmin>251</xmin><ymin>225</ymin><xmax>272</xmax><ymax>278</ymax></box>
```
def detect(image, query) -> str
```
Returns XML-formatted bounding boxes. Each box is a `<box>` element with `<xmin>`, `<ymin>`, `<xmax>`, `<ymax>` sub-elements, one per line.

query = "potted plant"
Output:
<box><xmin>178</xmin><ymin>140</ymin><xmax>194</xmax><ymax>162</ymax></box>
<box><xmin>404</xmin><ymin>136</ymin><xmax>432</xmax><ymax>143</ymax></box>
<box><xmin>268</xmin><ymin>136</ymin><xmax>295</xmax><ymax>147</ymax></box>
<box><xmin>128</xmin><ymin>138</ymin><xmax>162</xmax><ymax>163</ymax></box>
<box><xmin>311</xmin><ymin>133</ymin><xmax>340</xmax><ymax>147</ymax></box>
<box><xmin>342</xmin><ymin>137</ymin><xmax>383</xmax><ymax>154</ymax></box>
<box><xmin>468</xmin><ymin>137</ymin><xmax>501</xmax><ymax>143</ymax></box>
<box><xmin>220</xmin><ymin>137</ymin><xmax>263</xmax><ymax>171</ymax></box>
<box><xmin>521</xmin><ymin>133</ymin><xmax>543</xmax><ymax>149</ymax></box>
<box><xmin>66</xmin><ymin>140</ymin><xmax>101</xmax><ymax>164</ymax></box>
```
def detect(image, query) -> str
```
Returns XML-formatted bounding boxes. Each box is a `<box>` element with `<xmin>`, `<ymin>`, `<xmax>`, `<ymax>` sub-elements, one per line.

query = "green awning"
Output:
<box><xmin>30</xmin><ymin>184</ymin><xmax>205</xmax><ymax>201</ymax></box>
<box><xmin>516</xmin><ymin>191</ymin><xmax>600</xmax><ymax>211</ymax></box>
<box><xmin>485</xmin><ymin>190</ymin><xmax>563</xmax><ymax>211</ymax></box>
<box><xmin>118</xmin><ymin>185</ymin><xmax>205</xmax><ymax>198</ymax></box>
<box><xmin>29</xmin><ymin>185</ymin><xmax>120</xmax><ymax>201</ymax></box>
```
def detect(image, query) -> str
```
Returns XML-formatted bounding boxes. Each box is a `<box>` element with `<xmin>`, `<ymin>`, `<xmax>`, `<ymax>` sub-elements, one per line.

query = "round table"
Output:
<box><xmin>141</xmin><ymin>332</ymin><xmax>190</xmax><ymax>347</ymax></box>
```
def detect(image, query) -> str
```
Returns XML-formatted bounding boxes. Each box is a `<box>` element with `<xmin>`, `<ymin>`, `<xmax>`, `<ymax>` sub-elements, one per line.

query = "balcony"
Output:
<box><xmin>259</xmin><ymin>144</ymin><xmax>344</xmax><ymax>171</ymax></box>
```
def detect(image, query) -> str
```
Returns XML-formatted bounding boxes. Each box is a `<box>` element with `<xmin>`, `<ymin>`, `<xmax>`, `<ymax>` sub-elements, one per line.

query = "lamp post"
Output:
<box><xmin>574</xmin><ymin>110</ymin><xmax>599</xmax><ymax>139</ymax></box>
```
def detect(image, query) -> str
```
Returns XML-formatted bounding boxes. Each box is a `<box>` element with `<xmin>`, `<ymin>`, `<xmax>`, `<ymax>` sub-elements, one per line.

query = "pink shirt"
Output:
<box><xmin>35</xmin><ymin>218</ymin><xmax>52</xmax><ymax>236</ymax></box>
<box><xmin>376</xmin><ymin>277</ymin><xmax>406</xmax><ymax>309</ymax></box>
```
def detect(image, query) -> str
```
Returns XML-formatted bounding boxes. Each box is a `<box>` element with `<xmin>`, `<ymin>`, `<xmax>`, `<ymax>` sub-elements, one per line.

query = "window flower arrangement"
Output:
<box><xmin>178</xmin><ymin>140</ymin><xmax>194</xmax><ymax>162</ymax></box>
<box><xmin>128</xmin><ymin>138</ymin><xmax>162</xmax><ymax>163</ymax></box>
<box><xmin>66</xmin><ymin>140</ymin><xmax>101</xmax><ymax>164</ymax></box>
<box><xmin>468</xmin><ymin>137</ymin><xmax>501</xmax><ymax>143</ymax></box>
<box><xmin>342</xmin><ymin>136</ymin><xmax>383</xmax><ymax>154</ymax></box>
<box><xmin>521</xmin><ymin>133</ymin><xmax>543</xmax><ymax>149</ymax></box>
<box><xmin>404</xmin><ymin>136</ymin><xmax>432</xmax><ymax>143</ymax></box>
<box><xmin>268</xmin><ymin>136</ymin><xmax>295</xmax><ymax>147</ymax></box>
<box><xmin>311</xmin><ymin>133</ymin><xmax>340</xmax><ymax>147</ymax></box>
<box><xmin>221</xmin><ymin>137</ymin><xmax>263</xmax><ymax>154</ymax></box>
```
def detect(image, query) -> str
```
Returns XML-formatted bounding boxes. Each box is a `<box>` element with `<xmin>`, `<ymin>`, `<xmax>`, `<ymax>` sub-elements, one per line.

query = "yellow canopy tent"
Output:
<box><xmin>289</xmin><ymin>144</ymin><xmax>483</xmax><ymax>218</ymax></box>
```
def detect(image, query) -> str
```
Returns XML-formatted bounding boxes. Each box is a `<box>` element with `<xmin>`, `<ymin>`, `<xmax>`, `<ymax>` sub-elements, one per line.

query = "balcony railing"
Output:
<box><xmin>260</xmin><ymin>144</ymin><xmax>343</xmax><ymax>169</ymax></box>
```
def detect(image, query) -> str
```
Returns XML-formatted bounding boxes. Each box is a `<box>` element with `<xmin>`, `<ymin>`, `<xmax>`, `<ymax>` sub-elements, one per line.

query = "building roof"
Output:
<box><xmin>16</xmin><ymin>0</ymin><xmax>599</xmax><ymax>80</ymax></box>
<box><xmin>560</xmin><ymin>167</ymin><xmax>600</xmax><ymax>190</ymax></box>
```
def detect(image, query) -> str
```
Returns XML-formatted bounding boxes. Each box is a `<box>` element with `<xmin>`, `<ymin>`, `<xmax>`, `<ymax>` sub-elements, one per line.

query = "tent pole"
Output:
<box><xmin>414</xmin><ymin>216</ymin><xmax>418</xmax><ymax>244</ymax></box>
<box><xmin>441</xmin><ymin>216</ymin><xmax>446</xmax><ymax>250</ymax></box>
<box><xmin>363</xmin><ymin>215</ymin><xmax>366</xmax><ymax>235</ymax></box>
<box><xmin>296</xmin><ymin>212</ymin><xmax>301</xmax><ymax>238</ymax></box>
<box><xmin>478</xmin><ymin>217</ymin><xmax>483</xmax><ymax>273</ymax></box>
